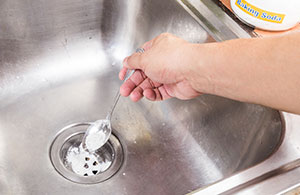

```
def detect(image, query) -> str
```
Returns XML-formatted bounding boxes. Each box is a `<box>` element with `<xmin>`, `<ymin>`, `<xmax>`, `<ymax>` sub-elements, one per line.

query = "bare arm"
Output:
<box><xmin>120</xmin><ymin>32</ymin><xmax>300</xmax><ymax>114</ymax></box>
<box><xmin>190</xmin><ymin>32</ymin><xmax>300</xmax><ymax>113</ymax></box>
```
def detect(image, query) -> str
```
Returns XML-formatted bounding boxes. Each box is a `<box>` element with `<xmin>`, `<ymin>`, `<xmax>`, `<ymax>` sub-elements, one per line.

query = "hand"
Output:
<box><xmin>119</xmin><ymin>33</ymin><xmax>202</xmax><ymax>102</ymax></box>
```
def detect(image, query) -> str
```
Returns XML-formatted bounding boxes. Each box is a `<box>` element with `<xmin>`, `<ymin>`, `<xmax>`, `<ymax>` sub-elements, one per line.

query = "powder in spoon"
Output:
<box><xmin>84</xmin><ymin>120</ymin><xmax>111</xmax><ymax>152</ymax></box>
<box><xmin>85</xmin><ymin>130</ymin><xmax>107</xmax><ymax>151</ymax></box>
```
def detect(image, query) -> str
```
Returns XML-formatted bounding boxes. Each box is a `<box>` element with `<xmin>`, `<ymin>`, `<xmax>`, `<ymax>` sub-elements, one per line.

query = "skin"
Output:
<box><xmin>119</xmin><ymin>32</ymin><xmax>300</xmax><ymax>114</ymax></box>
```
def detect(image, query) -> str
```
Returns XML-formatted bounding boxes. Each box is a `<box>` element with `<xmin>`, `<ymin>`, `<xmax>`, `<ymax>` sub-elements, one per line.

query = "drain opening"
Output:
<box><xmin>62</xmin><ymin>133</ymin><xmax>114</xmax><ymax>177</ymax></box>
<box><xmin>50</xmin><ymin>123</ymin><xmax>123</xmax><ymax>184</ymax></box>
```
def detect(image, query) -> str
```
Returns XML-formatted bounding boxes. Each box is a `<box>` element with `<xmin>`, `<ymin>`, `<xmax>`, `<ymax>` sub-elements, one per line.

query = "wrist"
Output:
<box><xmin>185</xmin><ymin>42</ymin><xmax>220</xmax><ymax>95</ymax></box>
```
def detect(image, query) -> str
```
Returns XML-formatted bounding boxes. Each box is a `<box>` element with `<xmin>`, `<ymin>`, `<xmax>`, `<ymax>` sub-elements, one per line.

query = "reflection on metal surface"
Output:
<box><xmin>222</xmin><ymin>158</ymin><xmax>300</xmax><ymax>194</ymax></box>
<box><xmin>191</xmin><ymin>104</ymin><xmax>300</xmax><ymax>195</ymax></box>
<box><xmin>178</xmin><ymin>0</ymin><xmax>252</xmax><ymax>41</ymax></box>
<box><xmin>0</xmin><ymin>0</ymin><xmax>285</xmax><ymax>194</ymax></box>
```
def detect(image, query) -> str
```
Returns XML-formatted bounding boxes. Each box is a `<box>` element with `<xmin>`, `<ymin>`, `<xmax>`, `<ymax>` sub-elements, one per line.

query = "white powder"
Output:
<box><xmin>65</xmin><ymin>144</ymin><xmax>112</xmax><ymax>176</ymax></box>
<box><xmin>85</xmin><ymin>130</ymin><xmax>107</xmax><ymax>152</ymax></box>
<box><xmin>84</xmin><ymin>120</ymin><xmax>111</xmax><ymax>152</ymax></box>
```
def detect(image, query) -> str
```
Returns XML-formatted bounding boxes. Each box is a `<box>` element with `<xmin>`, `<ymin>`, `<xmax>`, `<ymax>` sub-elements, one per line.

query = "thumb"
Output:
<box><xmin>123</xmin><ymin>36</ymin><xmax>156</xmax><ymax>70</ymax></box>
<box><xmin>123</xmin><ymin>52</ymin><xmax>145</xmax><ymax>71</ymax></box>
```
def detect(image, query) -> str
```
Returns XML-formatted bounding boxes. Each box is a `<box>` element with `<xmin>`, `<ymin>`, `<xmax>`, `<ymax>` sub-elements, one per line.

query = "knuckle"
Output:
<box><xmin>158</xmin><ymin>33</ymin><xmax>174</xmax><ymax>43</ymax></box>
<box><xmin>127</xmin><ymin>53</ymin><xmax>145</xmax><ymax>70</ymax></box>
<box><xmin>126</xmin><ymin>55</ymin><xmax>135</xmax><ymax>67</ymax></box>
<box><xmin>161</xmin><ymin>32</ymin><xmax>171</xmax><ymax>37</ymax></box>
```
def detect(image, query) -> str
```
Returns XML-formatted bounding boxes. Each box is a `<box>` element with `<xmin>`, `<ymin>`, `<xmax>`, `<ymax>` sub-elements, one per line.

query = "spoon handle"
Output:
<box><xmin>106</xmin><ymin>48</ymin><xmax>145</xmax><ymax>121</ymax></box>
<box><xmin>106</xmin><ymin>70</ymin><xmax>134</xmax><ymax>121</ymax></box>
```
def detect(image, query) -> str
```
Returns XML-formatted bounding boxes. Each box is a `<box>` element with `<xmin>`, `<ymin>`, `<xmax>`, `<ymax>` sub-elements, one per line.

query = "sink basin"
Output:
<box><xmin>0</xmin><ymin>0</ymin><xmax>283</xmax><ymax>194</ymax></box>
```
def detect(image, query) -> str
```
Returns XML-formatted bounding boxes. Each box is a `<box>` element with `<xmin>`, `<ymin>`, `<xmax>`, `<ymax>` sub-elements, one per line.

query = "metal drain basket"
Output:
<box><xmin>49</xmin><ymin>123</ymin><xmax>123</xmax><ymax>184</ymax></box>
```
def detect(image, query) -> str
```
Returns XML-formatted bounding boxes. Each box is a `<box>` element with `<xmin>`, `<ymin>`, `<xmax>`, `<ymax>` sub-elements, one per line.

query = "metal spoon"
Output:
<box><xmin>81</xmin><ymin>48</ymin><xmax>144</xmax><ymax>153</ymax></box>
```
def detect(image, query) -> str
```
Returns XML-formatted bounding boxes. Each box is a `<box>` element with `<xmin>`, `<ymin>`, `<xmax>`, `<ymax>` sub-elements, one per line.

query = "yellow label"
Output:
<box><xmin>235</xmin><ymin>0</ymin><xmax>285</xmax><ymax>24</ymax></box>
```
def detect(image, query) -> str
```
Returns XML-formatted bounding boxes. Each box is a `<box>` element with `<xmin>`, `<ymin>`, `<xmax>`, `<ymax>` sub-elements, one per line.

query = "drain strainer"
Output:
<box><xmin>50</xmin><ymin>123</ymin><xmax>123</xmax><ymax>184</ymax></box>
<box><xmin>63</xmin><ymin>135</ymin><xmax>113</xmax><ymax>177</ymax></box>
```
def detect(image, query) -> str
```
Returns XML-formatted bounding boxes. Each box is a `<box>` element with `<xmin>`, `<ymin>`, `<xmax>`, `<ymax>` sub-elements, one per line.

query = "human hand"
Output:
<box><xmin>119</xmin><ymin>33</ymin><xmax>202</xmax><ymax>102</ymax></box>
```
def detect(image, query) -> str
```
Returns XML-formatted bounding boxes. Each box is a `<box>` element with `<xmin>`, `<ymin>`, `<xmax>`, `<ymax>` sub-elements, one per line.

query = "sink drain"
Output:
<box><xmin>63</xmin><ymin>134</ymin><xmax>113</xmax><ymax>177</ymax></box>
<box><xmin>50</xmin><ymin>123</ymin><xmax>123</xmax><ymax>184</ymax></box>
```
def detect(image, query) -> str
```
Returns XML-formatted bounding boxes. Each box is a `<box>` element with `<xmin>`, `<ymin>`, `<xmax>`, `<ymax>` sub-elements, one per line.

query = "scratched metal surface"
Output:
<box><xmin>0</xmin><ymin>0</ymin><xmax>282</xmax><ymax>194</ymax></box>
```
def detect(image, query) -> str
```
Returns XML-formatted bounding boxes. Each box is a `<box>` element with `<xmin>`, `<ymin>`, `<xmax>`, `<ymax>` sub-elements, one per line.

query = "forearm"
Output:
<box><xmin>189</xmin><ymin>33</ymin><xmax>300</xmax><ymax>113</ymax></box>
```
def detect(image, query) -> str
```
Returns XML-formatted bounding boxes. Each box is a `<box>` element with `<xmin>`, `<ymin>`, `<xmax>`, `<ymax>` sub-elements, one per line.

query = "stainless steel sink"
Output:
<box><xmin>0</xmin><ymin>0</ymin><xmax>283</xmax><ymax>194</ymax></box>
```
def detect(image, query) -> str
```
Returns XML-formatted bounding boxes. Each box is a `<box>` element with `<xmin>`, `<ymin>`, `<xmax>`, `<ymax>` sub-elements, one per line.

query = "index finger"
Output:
<box><xmin>119</xmin><ymin>70</ymin><xmax>147</xmax><ymax>97</ymax></box>
<box><xmin>119</xmin><ymin>67</ymin><xmax>128</xmax><ymax>80</ymax></box>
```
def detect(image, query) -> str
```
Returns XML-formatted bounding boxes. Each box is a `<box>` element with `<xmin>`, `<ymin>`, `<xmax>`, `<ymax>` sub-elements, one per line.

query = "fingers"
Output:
<box><xmin>130</xmin><ymin>87</ymin><xmax>144</xmax><ymax>102</ymax></box>
<box><xmin>143</xmin><ymin>89</ymin><xmax>157</xmax><ymax>101</ymax></box>
<box><xmin>128</xmin><ymin>78</ymin><xmax>173</xmax><ymax>101</ymax></box>
<box><xmin>143</xmin><ymin>88</ymin><xmax>162</xmax><ymax>101</ymax></box>
<box><xmin>120</xmin><ymin>34</ymin><xmax>174</xmax><ymax>101</ymax></box>
<box><xmin>119</xmin><ymin>69</ymin><xmax>170</xmax><ymax>102</ymax></box>
<box><xmin>123</xmin><ymin>53</ymin><xmax>143</xmax><ymax>70</ymax></box>
<box><xmin>157</xmin><ymin>86</ymin><xmax>172</xmax><ymax>100</ymax></box>
<box><xmin>119</xmin><ymin>67</ymin><xmax>128</xmax><ymax>80</ymax></box>
<box><xmin>130</xmin><ymin>76</ymin><xmax>158</xmax><ymax>101</ymax></box>
<box><xmin>143</xmin><ymin>86</ymin><xmax>172</xmax><ymax>101</ymax></box>
<box><xmin>120</xmin><ymin>70</ymin><xmax>145</xmax><ymax>97</ymax></box>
